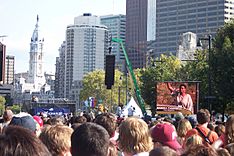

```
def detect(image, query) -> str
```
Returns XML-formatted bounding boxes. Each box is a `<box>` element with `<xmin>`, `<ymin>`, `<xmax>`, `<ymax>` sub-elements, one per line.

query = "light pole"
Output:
<box><xmin>197</xmin><ymin>35</ymin><xmax>213</xmax><ymax>113</ymax></box>
<box><xmin>118</xmin><ymin>76</ymin><xmax>122</xmax><ymax>106</ymax></box>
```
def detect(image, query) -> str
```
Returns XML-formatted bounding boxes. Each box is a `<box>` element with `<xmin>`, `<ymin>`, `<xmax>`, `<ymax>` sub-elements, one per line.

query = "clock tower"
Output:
<box><xmin>27</xmin><ymin>15</ymin><xmax>45</xmax><ymax>90</ymax></box>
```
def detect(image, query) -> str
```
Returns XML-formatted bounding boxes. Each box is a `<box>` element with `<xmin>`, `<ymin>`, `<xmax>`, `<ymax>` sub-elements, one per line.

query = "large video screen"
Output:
<box><xmin>156</xmin><ymin>82</ymin><xmax>199</xmax><ymax>115</ymax></box>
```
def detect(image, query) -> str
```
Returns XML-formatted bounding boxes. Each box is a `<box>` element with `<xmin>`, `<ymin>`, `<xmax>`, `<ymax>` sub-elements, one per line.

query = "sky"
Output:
<box><xmin>0</xmin><ymin>0</ymin><xmax>126</xmax><ymax>74</ymax></box>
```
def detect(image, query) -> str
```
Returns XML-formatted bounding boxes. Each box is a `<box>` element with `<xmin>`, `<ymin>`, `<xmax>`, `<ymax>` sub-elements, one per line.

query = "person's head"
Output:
<box><xmin>47</xmin><ymin>116</ymin><xmax>64</xmax><ymax>125</ymax></box>
<box><xmin>3</xmin><ymin>109</ymin><xmax>13</xmax><ymax>122</ymax></box>
<box><xmin>39</xmin><ymin>125</ymin><xmax>73</xmax><ymax>156</ymax></box>
<box><xmin>71</xmin><ymin>122</ymin><xmax>110</xmax><ymax>156</ymax></box>
<box><xmin>33</xmin><ymin>115</ymin><xmax>44</xmax><ymax>137</ymax></box>
<box><xmin>215</xmin><ymin>124</ymin><xmax>225</xmax><ymax>137</ymax></box>
<box><xmin>151</xmin><ymin>123</ymin><xmax>181</xmax><ymax>151</ymax></box>
<box><xmin>118</xmin><ymin>117</ymin><xmax>153</xmax><ymax>155</ymax></box>
<box><xmin>207</xmin><ymin>122</ymin><xmax>215</xmax><ymax>131</ymax></box>
<box><xmin>71</xmin><ymin>123</ymin><xmax>82</xmax><ymax>130</ymax></box>
<box><xmin>182</xmin><ymin>144</ymin><xmax>218</xmax><ymax>156</ymax></box>
<box><xmin>94</xmin><ymin>113</ymin><xmax>117</xmax><ymax>138</ymax></box>
<box><xmin>197</xmin><ymin>109</ymin><xmax>210</xmax><ymax>124</ymax></box>
<box><xmin>108</xmin><ymin>142</ymin><xmax>118</xmax><ymax>156</ymax></box>
<box><xmin>179</xmin><ymin>84</ymin><xmax>187</xmax><ymax>94</ymax></box>
<box><xmin>83</xmin><ymin>113</ymin><xmax>92</xmax><ymax>122</ymax></box>
<box><xmin>225</xmin><ymin>143</ymin><xmax>234</xmax><ymax>156</ymax></box>
<box><xmin>0</xmin><ymin>125</ymin><xmax>51</xmax><ymax>156</ymax></box>
<box><xmin>9</xmin><ymin>112</ymin><xmax>37</xmax><ymax>133</ymax></box>
<box><xmin>177</xmin><ymin>119</ymin><xmax>192</xmax><ymax>138</ymax></box>
<box><xmin>33</xmin><ymin>116</ymin><xmax>44</xmax><ymax>128</ymax></box>
<box><xmin>217</xmin><ymin>148</ymin><xmax>231</xmax><ymax>156</ymax></box>
<box><xmin>187</xmin><ymin>115</ymin><xmax>198</xmax><ymax>128</ymax></box>
<box><xmin>149</xmin><ymin>146</ymin><xmax>178</xmax><ymax>156</ymax></box>
<box><xmin>225</xmin><ymin>115</ymin><xmax>234</xmax><ymax>144</ymax></box>
<box><xmin>185</xmin><ymin>134</ymin><xmax>203</xmax><ymax>150</ymax></box>
<box><xmin>73</xmin><ymin>116</ymin><xmax>87</xmax><ymax>124</ymax></box>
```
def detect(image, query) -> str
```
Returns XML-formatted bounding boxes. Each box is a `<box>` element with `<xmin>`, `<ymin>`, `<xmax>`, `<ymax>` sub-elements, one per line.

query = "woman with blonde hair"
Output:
<box><xmin>176</xmin><ymin>118</ymin><xmax>192</xmax><ymax>146</ymax></box>
<box><xmin>213</xmin><ymin>115</ymin><xmax>234</xmax><ymax>149</ymax></box>
<box><xmin>185</xmin><ymin>134</ymin><xmax>203</xmax><ymax>150</ymax></box>
<box><xmin>118</xmin><ymin>117</ymin><xmax>153</xmax><ymax>156</ymax></box>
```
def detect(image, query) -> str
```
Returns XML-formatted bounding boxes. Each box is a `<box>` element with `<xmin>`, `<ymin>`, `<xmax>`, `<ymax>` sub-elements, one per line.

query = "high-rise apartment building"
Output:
<box><xmin>147</xmin><ymin>0</ymin><xmax>157</xmax><ymax>41</ymax></box>
<box><xmin>64</xmin><ymin>13</ymin><xmax>109</xmax><ymax>100</ymax></box>
<box><xmin>55</xmin><ymin>41</ymin><xmax>66</xmax><ymax>98</ymax></box>
<box><xmin>153</xmin><ymin>0</ymin><xmax>234</xmax><ymax>57</ymax></box>
<box><xmin>100</xmin><ymin>14</ymin><xmax>126</xmax><ymax>72</ymax></box>
<box><xmin>5</xmin><ymin>55</ymin><xmax>14</xmax><ymax>84</ymax></box>
<box><xmin>0</xmin><ymin>42</ymin><xmax>6</xmax><ymax>83</ymax></box>
<box><xmin>126</xmin><ymin>0</ymin><xmax>148</xmax><ymax>69</ymax></box>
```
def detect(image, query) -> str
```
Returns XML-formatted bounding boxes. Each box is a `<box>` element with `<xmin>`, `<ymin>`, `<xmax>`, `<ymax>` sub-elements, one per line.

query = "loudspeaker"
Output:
<box><xmin>105</xmin><ymin>55</ymin><xmax>115</xmax><ymax>89</ymax></box>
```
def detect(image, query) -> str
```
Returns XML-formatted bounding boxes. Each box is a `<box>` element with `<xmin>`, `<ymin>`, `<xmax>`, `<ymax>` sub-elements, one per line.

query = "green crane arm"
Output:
<box><xmin>112</xmin><ymin>38</ymin><xmax>146</xmax><ymax>115</ymax></box>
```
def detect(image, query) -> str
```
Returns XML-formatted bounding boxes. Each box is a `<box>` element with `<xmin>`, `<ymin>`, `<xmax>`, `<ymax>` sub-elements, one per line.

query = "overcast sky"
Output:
<box><xmin>0</xmin><ymin>0</ymin><xmax>126</xmax><ymax>74</ymax></box>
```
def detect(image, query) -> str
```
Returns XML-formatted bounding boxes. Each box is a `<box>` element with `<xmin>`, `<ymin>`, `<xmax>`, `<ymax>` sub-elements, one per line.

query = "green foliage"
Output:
<box><xmin>179</xmin><ymin>50</ymin><xmax>209</xmax><ymax>108</ymax></box>
<box><xmin>0</xmin><ymin>96</ymin><xmax>6</xmax><ymax>115</ymax></box>
<box><xmin>211</xmin><ymin>20</ymin><xmax>234</xmax><ymax>112</ymax></box>
<box><xmin>9</xmin><ymin>104</ymin><xmax>21</xmax><ymax>114</ymax></box>
<box><xmin>80</xmin><ymin>69</ymin><xmax>127</xmax><ymax>111</ymax></box>
<box><xmin>139</xmin><ymin>54</ymin><xmax>182</xmax><ymax>115</ymax></box>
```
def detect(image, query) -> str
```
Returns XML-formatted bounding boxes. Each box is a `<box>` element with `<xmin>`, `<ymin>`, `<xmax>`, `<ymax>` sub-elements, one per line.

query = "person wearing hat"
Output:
<box><xmin>33</xmin><ymin>115</ymin><xmax>44</xmax><ymax>136</ymax></box>
<box><xmin>9</xmin><ymin>112</ymin><xmax>37</xmax><ymax>133</ymax></box>
<box><xmin>151</xmin><ymin>123</ymin><xmax>182</xmax><ymax>154</ymax></box>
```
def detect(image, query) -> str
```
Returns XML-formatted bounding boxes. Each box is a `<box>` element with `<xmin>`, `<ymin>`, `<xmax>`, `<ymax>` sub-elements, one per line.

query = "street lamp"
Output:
<box><xmin>118</xmin><ymin>76</ymin><xmax>122</xmax><ymax>106</ymax></box>
<box><xmin>197</xmin><ymin>35</ymin><xmax>213</xmax><ymax>113</ymax></box>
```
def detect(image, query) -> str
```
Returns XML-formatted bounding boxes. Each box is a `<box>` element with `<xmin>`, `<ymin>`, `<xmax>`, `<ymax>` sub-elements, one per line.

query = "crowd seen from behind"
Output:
<box><xmin>0</xmin><ymin>108</ymin><xmax>234</xmax><ymax>156</ymax></box>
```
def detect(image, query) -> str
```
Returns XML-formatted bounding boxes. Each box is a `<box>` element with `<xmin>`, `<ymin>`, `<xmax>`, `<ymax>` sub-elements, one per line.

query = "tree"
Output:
<box><xmin>0</xmin><ymin>96</ymin><xmax>6</xmax><ymax>115</ymax></box>
<box><xmin>179</xmin><ymin>50</ymin><xmax>209</xmax><ymax>109</ymax></box>
<box><xmin>79</xmin><ymin>69</ymin><xmax>128</xmax><ymax>112</ymax></box>
<box><xmin>10</xmin><ymin>104</ymin><xmax>21</xmax><ymax>114</ymax></box>
<box><xmin>139</xmin><ymin>54</ymin><xmax>181</xmax><ymax>116</ymax></box>
<box><xmin>211</xmin><ymin>20</ymin><xmax>234</xmax><ymax>113</ymax></box>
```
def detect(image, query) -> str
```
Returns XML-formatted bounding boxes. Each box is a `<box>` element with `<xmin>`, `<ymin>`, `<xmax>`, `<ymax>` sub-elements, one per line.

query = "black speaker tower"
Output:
<box><xmin>105</xmin><ymin>55</ymin><xmax>115</xmax><ymax>89</ymax></box>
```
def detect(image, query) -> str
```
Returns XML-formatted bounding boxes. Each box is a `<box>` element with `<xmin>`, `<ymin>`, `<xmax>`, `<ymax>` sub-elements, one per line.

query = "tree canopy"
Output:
<box><xmin>80</xmin><ymin>69</ymin><xmax>129</xmax><ymax>111</ymax></box>
<box><xmin>211</xmin><ymin>20</ymin><xmax>234</xmax><ymax>112</ymax></box>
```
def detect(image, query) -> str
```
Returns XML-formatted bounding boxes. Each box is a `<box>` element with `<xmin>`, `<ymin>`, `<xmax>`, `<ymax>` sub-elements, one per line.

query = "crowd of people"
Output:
<box><xmin>0</xmin><ymin>108</ymin><xmax>234</xmax><ymax>156</ymax></box>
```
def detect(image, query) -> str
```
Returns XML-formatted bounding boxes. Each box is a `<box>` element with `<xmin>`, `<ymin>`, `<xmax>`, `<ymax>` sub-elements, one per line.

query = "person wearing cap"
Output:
<box><xmin>33</xmin><ymin>115</ymin><xmax>44</xmax><ymax>137</ymax></box>
<box><xmin>151</xmin><ymin>123</ymin><xmax>182</xmax><ymax>154</ymax></box>
<box><xmin>9</xmin><ymin>112</ymin><xmax>37</xmax><ymax>133</ymax></box>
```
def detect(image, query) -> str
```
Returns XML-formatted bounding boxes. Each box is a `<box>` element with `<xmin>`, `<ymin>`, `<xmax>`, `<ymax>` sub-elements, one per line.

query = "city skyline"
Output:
<box><xmin>0</xmin><ymin>0</ymin><xmax>126</xmax><ymax>73</ymax></box>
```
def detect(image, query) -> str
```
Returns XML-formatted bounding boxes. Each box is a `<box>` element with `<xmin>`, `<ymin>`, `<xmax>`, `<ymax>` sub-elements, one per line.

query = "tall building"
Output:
<box><xmin>152</xmin><ymin>0</ymin><xmax>234</xmax><ymax>57</ymax></box>
<box><xmin>64</xmin><ymin>13</ymin><xmax>109</xmax><ymax>100</ymax></box>
<box><xmin>5</xmin><ymin>55</ymin><xmax>14</xmax><ymax>84</ymax></box>
<box><xmin>15</xmin><ymin>16</ymin><xmax>51</xmax><ymax>94</ymax></box>
<box><xmin>0</xmin><ymin>42</ymin><xmax>6</xmax><ymax>83</ymax></box>
<box><xmin>100</xmin><ymin>14</ymin><xmax>126</xmax><ymax>72</ymax></box>
<box><xmin>55</xmin><ymin>41</ymin><xmax>66</xmax><ymax>98</ymax></box>
<box><xmin>27</xmin><ymin>15</ymin><xmax>46</xmax><ymax>90</ymax></box>
<box><xmin>177</xmin><ymin>32</ymin><xmax>197</xmax><ymax>60</ymax></box>
<box><xmin>126</xmin><ymin>0</ymin><xmax>148</xmax><ymax>69</ymax></box>
<box><xmin>147</xmin><ymin>0</ymin><xmax>157</xmax><ymax>41</ymax></box>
